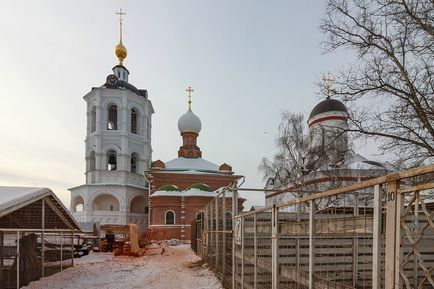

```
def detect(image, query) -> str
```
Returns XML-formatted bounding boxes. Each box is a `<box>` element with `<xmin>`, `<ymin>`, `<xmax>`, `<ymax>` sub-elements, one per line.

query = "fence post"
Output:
<box><xmin>232</xmin><ymin>185</ymin><xmax>238</xmax><ymax>289</ymax></box>
<box><xmin>384</xmin><ymin>180</ymin><xmax>401</xmax><ymax>289</ymax></box>
<box><xmin>41</xmin><ymin>198</ymin><xmax>45</xmax><ymax>277</ymax></box>
<box><xmin>222</xmin><ymin>190</ymin><xmax>226</xmax><ymax>280</ymax></box>
<box><xmin>353</xmin><ymin>192</ymin><xmax>359</xmax><ymax>287</ymax></box>
<box><xmin>272</xmin><ymin>204</ymin><xmax>278</xmax><ymax>289</ymax></box>
<box><xmin>215</xmin><ymin>196</ymin><xmax>219</xmax><ymax>272</ymax></box>
<box><xmin>309</xmin><ymin>200</ymin><xmax>314</xmax><ymax>289</ymax></box>
<box><xmin>241</xmin><ymin>217</ymin><xmax>245</xmax><ymax>289</ymax></box>
<box><xmin>253</xmin><ymin>212</ymin><xmax>257</xmax><ymax>289</ymax></box>
<box><xmin>372</xmin><ymin>184</ymin><xmax>382</xmax><ymax>289</ymax></box>
<box><xmin>16</xmin><ymin>230</ymin><xmax>20</xmax><ymax>289</ymax></box>
<box><xmin>60</xmin><ymin>230</ymin><xmax>63</xmax><ymax>271</ymax></box>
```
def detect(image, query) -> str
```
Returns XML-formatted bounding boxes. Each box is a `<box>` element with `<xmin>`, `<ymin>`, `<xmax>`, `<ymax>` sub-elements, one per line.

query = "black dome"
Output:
<box><xmin>309</xmin><ymin>98</ymin><xmax>348</xmax><ymax>119</ymax></box>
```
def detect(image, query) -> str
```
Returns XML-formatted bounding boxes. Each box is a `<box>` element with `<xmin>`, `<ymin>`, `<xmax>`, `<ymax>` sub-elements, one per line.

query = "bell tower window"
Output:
<box><xmin>107</xmin><ymin>150</ymin><xmax>117</xmax><ymax>171</ymax></box>
<box><xmin>91</xmin><ymin>106</ymin><xmax>96</xmax><ymax>133</ymax></box>
<box><xmin>131</xmin><ymin>109</ymin><xmax>138</xmax><ymax>134</ymax></box>
<box><xmin>108</xmin><ymin>105</ymin><xmax>117</xmax><ymax>130</ymax></box>
<box><xmin>131</xmin><ymin>152</ymin><xmax>138</xmax><ymax>173</ymax></box>
<box><xmin>89</xmin><ymin>151</ymin><xmax>96</xmax><ymax>171</ymax></box>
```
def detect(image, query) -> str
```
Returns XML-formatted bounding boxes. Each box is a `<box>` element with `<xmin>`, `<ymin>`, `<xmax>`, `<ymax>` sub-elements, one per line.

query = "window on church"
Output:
<box><xmin>108</xmin><ymin>105</ymin><xmax>117</xmax><ymax>130</ymax></box>
<box><xmin>165</xmin><ymin>211</ymin><xmax>175</xmax><ymax>225</ymax></box>
<box><xmin>131</xmin><ymin>109</ymin><xmax>138</xmax><ymax>134</ymax></box>
<box><xmin>107</xmin><ymin>150</ymin><xmax>117</xmax><ymax>171</ymax></box>
<box><xmin>91</xmin><ymin>106</ymin><xmax>96</xmax><ymax>133</ymax></box>
<box><xmin>89</xmin><ymin>151</ymin><xmax>96</xmax><ymax>171</ymax></box>
<box><xmin>131</xmin><ymin>152</ymin><xmax>138</xmax><ymax>173</ymax></box>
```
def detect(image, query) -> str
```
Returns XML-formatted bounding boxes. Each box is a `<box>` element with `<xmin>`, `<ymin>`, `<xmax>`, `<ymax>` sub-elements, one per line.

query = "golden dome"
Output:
<box><xmin>115</xmin><ymin>41</ymin><xmax>127</xmax><ymax>65</ymax></box>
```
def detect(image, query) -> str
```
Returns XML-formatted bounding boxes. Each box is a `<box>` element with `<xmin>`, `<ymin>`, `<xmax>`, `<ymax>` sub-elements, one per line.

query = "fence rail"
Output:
<box><xmin>198</xmin><ymin>164</ymin><xmax>434</xmax><ymax>289</ymax></box>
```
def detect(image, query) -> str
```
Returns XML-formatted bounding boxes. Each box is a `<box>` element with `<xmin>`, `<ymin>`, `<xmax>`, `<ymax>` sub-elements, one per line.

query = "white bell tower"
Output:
<box><xmin>69</xmin><ymin>10</ymin><xmax>153</xmax><ymax>232</ymax></box>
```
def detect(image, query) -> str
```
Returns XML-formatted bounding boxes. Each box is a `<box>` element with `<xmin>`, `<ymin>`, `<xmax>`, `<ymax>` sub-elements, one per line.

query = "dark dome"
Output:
<box><xmin>309</xmin><ymin>98</ymin><xmax>348</xmax><ymax>119</ymax></box>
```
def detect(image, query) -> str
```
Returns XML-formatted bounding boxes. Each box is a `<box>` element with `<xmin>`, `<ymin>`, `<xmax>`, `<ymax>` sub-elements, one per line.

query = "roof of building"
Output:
<box><xmin>0</xmin><ymin>186</ymin><xmax>81</xmax><ymax>230</ymax></box>
<box><xmin>309</xmin><ymin>98</ymin><xmax>348</xmax><ymax>119</ymax></box>
<box><xmin>164</xmin><ymin>157</ymin><xmax>219</xmax><ymax>172</ymax></box>
<box><xmin>150</xmin><ymin>183</ymin><xmax>219</xmax><ymax>198</ymax></box>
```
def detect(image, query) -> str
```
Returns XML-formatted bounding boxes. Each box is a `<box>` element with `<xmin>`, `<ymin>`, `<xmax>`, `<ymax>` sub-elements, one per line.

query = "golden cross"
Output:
<box><xmin>322</xmin><ymin>72</ymin><xmax>335</xmax><ymax>99</ymax></box>
<box><xmin>116</xmin><ymin>9</ymin><xmax>126</xmax><ymax>42</ymax></box>
<box><xmin>186</xmin><ymin>86</ymin><xmax>194</xmax><ymax>110</ymax></box>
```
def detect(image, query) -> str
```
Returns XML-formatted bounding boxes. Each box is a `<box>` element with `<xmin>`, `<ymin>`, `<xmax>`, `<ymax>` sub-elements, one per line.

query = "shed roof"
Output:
<box><xmin>0</xmin><ymin>186</ymin><xmax>81</xmax><ymax>230</ymax></box>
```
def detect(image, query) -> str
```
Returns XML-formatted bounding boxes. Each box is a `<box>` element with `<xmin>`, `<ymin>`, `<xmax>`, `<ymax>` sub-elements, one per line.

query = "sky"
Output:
<box><xmin>0</xmin><ymin>0</ymin><xmax>377</xmax><ymax>209</ymax></box>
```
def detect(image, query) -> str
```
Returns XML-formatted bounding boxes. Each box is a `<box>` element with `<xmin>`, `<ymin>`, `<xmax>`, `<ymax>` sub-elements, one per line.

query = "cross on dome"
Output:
<box><xmin>114</xmin><ymin>9</ymin><xmax>127</xmax><ymax>65</ymax></box>
<box><xmin>186</xmin><ymin>86</ymin><xmax>194</xmax><ymax>111</ymax></box>
<box><xmin>322</xmin><ymin>72</ymin><xmax>335</xmax><ymax>99</ymax></box>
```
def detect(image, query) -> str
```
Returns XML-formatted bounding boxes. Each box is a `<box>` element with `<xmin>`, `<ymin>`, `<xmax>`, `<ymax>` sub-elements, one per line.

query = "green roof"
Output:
<box><xmin>187</xmin><ymin>183</ymin><xmax>213</xmax><ymax>192</ymax></box>
<box><xmin>157</xmin><ymin>184</ymin><xmax>181</xmax><ymax>192</ymax></box>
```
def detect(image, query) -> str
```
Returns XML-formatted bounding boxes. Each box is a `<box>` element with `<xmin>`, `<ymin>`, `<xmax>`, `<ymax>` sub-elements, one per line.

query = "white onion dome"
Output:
<box><xmin>177</xmin><ymin>110</ymin><xmax>202</xmax><ymax>134</ymax></box>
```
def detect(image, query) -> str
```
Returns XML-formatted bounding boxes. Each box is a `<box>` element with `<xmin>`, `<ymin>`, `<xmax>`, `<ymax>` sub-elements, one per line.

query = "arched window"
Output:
<box><xmin>165</xmin><ymin>211</ymin><xmax>175</xmax><ymax>225</ymax></box>
<box><xmin>91</xmin><ymin>106</ymin><xmax>96</xmax><ymax>133</ymax></box>
<box><xmin>73</xmin><ymin>196</ymin><xmax>84</xmax><ymax>213</ymax></box>
<box><xmin>131</xmin><ymin>109</ymin><xmax>138</xmax><ymax>134</ymax></box>
<box><xmin>89</xmin><ymin>151</ymin><xmax>96</xmax><ymax>171</ymax></box>
<box><xmin>131</xmin><ymin>152</ymin><xmax>138</xmax><ymax>173</ymax></box>
<box><xmin>107</xmin><ymin>105</ymin><xmax>117</xmax><ymax>130</ymax></box>
<box><xmin>107</xmin><ymin>150</ymin><xmax>117</xmax><ymax>171</ymax></box>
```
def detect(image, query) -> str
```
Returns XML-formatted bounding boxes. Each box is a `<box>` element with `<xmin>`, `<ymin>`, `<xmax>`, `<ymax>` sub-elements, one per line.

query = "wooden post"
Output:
<box><xmin>271</xmin><ymin>205</ymin><xmax>278</xmax><ymax>289</ymax></box>
<box><xmin>253</xmin><ymin>213</ymin><xmax>257</xmax><ymax>289</ymax></box>
<box><xmin>372</xmin><ymin>184</ymin><xmax>382</xmax><ymax>289</ymax></box>
<box><xmin>309</xmin><ymin>200</ymin><xmax>314</xmax><ymax>289</ymax></box>
<box><xmin>384</xmin><ymin>180</ymin><xmax>400</xmax><ymax>289</ymax></box>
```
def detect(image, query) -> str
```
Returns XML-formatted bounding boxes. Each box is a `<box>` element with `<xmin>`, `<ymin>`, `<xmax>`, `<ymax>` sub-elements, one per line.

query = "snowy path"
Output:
<box><xmin>23</xmin><ymin>245</ymin><xmax>223</xmax><ymax>289</ymax></box>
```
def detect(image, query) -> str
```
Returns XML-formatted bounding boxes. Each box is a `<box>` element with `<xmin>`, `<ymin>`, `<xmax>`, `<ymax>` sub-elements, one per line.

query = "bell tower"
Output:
<box><xmin>70</xmin><ymin>10</ymin><xmax>154</xmax><ymax>232</ymax></box>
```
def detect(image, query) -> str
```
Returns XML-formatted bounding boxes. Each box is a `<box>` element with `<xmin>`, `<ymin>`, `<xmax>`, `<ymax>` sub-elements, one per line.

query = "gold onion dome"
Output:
<box><xmin>115</xmin><ymin>41</ymin><xmax>127</xmax><ymax>65</ymax></box>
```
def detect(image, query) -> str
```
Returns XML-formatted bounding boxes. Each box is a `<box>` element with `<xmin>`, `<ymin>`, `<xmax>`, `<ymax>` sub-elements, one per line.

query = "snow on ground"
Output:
<box><xmin>23</xmin><ymin>245</ymin><xmax>223</xmax><ymax>289</ymax></box>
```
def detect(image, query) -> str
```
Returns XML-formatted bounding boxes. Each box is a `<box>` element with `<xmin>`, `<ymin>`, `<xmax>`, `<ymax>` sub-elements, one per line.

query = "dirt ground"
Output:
<box><xmin>23</xmin><ymin>244</ymin><xmax>223</xmax><ymax>289</ymax></box>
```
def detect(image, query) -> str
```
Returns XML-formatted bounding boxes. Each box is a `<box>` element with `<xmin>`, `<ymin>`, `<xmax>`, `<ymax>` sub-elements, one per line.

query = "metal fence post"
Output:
<box><xmin>272</xmin><ymin>204</ymin><xmax>278</xmax><ymax>289</ymax></box>
<box><xmin>253</xmin><ymin>212</ymin><xmax>257</xmax><ymax>289</ymax></box>
<box><xmin>60</xmin><ymin>230</ymin><xmax>63</xmax><ymax>271</ymax></box>
<box><xmin>241</xmin><ymin>217</ymin><xmax>245</xmax><ymax>289</ymax></box>
<box><xmin>309</xmin><ymin>200</ymin><xmax>314</xmax><ymax>289</ymax></box>
<box><xmin>16</xmin><ymin>230</ymin><xmax>20</xmax><ymax>289</ymax></box>
<box><xmin>222</xmin><ymin>190</ymin><xmax>226</xmax><ymax>280</ymax></box>
<box><xmin>372</xmin><ymin>184</ymin><xmax>382</xmax><ymax>289</ymax></box>
<box><xmin>232</xmin><ymin>185</ymin><xmax>238</xmax><ymax>289</ymax></box>
<box><xmin>215</xmin><ymin>196</ymin><xmax>219</xmax><ymax>272</ymax></box>
<box><xmin>41</xmin><ymin>198</ymin><xmax>45</xmax><ymax>277</ymax></box>
<box><xmin>384</xmin><ymin>180</ymin><xmax>400</xmax><ymax>289</ymax></box>
<box><xmin>353</xmin><ymin>192</ymin><xmax>359</xmax><ymax>287</ymax></box>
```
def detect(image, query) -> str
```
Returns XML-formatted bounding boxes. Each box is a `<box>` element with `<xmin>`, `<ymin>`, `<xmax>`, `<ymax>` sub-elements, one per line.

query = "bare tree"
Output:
<box><xmin>259</xmin><ymin>112</ymin><xmax>309</xmax><ymax>187</ymax></box>
<box><xmin>321</xmin><ymin>0</ymin><xmax>434</xmax><ymax>167</ymax></box>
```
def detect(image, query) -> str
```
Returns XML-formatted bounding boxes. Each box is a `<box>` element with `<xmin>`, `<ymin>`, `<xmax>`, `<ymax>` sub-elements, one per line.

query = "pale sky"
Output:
<box><xmin>0</xmin><ymin>0</ymin><xmax>367</xmax><ymax>209</ymax></box>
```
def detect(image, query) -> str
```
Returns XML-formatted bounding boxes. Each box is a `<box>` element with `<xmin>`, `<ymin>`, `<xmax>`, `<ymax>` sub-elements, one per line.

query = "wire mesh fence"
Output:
<box><xmin>0</xmin><ymin>229</ymin><xmax>74</xmax><ymax>289</ymax></box>
<box><xmin>197</xmin><ymin>165</ymin><xmax>434</xmax><ymax>289</ymax></box>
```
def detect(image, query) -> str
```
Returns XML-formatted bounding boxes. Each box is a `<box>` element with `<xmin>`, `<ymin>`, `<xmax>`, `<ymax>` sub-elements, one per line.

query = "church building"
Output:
<box><xmin>147</xmin><ymin>88</ymin><xmax>243</xmax><ymax>241</ymax></box>
<box><xmin>265</xmin><ymin>74</ymin><xmax>390</xmax><ymax>206</ymax></box>
<box><xmin>69</xmin><ymin>11</ymin><xmax>153</xmax><ymax>231</ymax></box>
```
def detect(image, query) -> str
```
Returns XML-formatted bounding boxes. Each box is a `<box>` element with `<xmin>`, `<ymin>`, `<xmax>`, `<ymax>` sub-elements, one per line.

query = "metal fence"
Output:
<box><xmin>0</xmin><ymin>229</ymin><xmax>74</xmax><ymax>289</ymax></box>
<box><xmin>200</xmin><ymin>164</ymin><xmax>434</xmax><ymax>289</ymax></box>
<box><xmin>198</xmin><ymin>185</ymin><xmax>240</xmax><ymax>288</ymax></box>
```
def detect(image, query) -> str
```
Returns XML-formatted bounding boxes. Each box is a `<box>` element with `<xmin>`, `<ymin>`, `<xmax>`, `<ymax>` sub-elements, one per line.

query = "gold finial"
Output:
<box><xmin>322</xmin><ymin>72</ymin><xmax>335</xmax><ymax>99</ymax></box>
<box><xmin>186</xmin><ymin>86</ymin><xmax>194</xmax><ymax>110</ymax></box>
<box><xmin>114</xmin><ymin>9</ymin><xmax>127</xmax><ymax>65</ymax></box>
